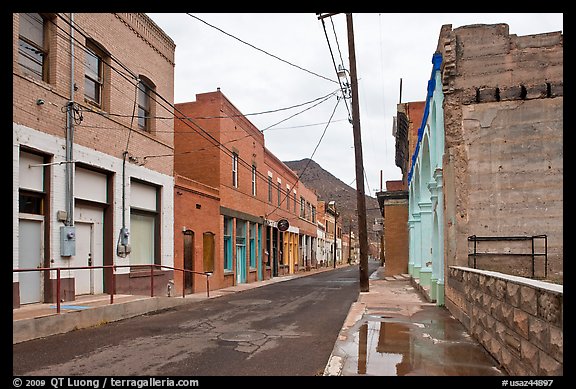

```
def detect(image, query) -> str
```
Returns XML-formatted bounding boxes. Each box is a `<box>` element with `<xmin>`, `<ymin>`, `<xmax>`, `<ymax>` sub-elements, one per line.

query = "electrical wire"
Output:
<box><xmin>264</xmin><ymin>97</ymin><xmax>341</xmax><ymax>219</ymax></box>
<box><xmin>38</xmin><ymin>13</ymin><xmax>338</xmax><ymax>208</ymax></box>
<box><xmin>320</xmin><ymin>15</ymin><xmax>352</xmax><ymax>123</ymax></box>
<box><xmin>186</xmin><ymin>13</ymin><xmax>338</xmax><ymax>85</ymax></box>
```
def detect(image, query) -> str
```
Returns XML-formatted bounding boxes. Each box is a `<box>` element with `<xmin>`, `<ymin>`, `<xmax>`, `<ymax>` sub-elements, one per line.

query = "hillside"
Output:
<box><xmin>283</xmin><ymin>158</ymin><xmax>381</xmax><ymax>246</ymax></box>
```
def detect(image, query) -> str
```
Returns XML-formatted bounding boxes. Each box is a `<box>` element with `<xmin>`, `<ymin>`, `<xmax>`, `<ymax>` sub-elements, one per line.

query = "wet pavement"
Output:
<box><xmin>324</xmin><ymin>266</ymin><xmax>506</xmax><ymax>376</ymax></box>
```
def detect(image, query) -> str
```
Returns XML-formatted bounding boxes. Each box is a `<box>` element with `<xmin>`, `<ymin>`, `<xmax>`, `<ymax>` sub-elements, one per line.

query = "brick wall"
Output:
<box><xmin>383</xmin><ymin>198</ymin><xmax>409</xmax><ymax>276</ymax></box>
<box><xmin>446</xmin><ymin>266</ymin><xmax>562</xmax><ymax>375</ymax></box>
<box><xmin>174</xmin><ymin>175</ymin><xmax>221</xmax><ymax>293</ymax></box>
<box><xmin>13</xmin><ymin>13</ymin><xmax>175</xmax><ymax>176</ymax></box>
<box><xmin>13</xmin><ymin>13</ymin><xmax>176</xmax><ymax>302</ymax></box>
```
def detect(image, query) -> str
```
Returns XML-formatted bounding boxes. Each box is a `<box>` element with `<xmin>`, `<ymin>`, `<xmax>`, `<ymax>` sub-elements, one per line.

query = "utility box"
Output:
<box><xmin>60</xmin><ymin>226</ymin><xmax>76</xmax><ymax>257</ymax></box>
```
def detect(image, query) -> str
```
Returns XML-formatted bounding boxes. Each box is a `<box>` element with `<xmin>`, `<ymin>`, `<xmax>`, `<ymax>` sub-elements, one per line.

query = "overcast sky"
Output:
<box><xmin>147</xmin><ymin>13</ymin><xmax>563</xmax><ymax>196</ymax></box>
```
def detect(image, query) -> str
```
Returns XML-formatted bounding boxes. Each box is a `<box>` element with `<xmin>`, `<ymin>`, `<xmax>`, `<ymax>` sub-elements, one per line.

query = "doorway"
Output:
<box><xmin>184</xmin><ymin>230</ymin><xmax>194</xmax><ymax>291</ymax></box>
<box><xmin>18</xmin><ymin>217</ymin><xmax>43</xmax><ymax>304</ymax></box>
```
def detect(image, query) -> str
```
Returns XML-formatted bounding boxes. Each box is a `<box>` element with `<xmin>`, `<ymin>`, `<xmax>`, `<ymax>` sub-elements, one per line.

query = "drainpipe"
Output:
<box><xmin>65</xmin><ymin>12</ymin><xmax>75</xmax><ymax>227</ymax></box>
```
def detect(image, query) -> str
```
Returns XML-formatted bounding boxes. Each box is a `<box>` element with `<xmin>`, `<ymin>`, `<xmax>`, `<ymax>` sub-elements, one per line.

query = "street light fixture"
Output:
<box><xmin>337</xmin><ymin>65</ymin><xmax>352</xmax><ymax>101</ymax></box>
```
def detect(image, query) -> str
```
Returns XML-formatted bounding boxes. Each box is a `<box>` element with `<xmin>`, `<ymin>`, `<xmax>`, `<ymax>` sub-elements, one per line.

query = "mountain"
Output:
<box><xmin>283</xmin><ymin>158</ymin><xmax>381</xmax><ymax>247</ymax></box>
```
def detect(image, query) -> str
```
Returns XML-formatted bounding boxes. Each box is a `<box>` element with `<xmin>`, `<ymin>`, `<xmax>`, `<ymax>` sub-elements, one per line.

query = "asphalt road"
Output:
<box><xmin>13</xmin><ymin>262</ymin><xmax>380</xmax><ymax>376</ymax></box>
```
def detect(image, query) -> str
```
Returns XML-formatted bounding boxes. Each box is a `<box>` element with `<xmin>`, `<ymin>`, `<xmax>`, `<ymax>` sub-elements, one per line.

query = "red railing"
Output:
<box><xmin>13</xmin><ymin>264</ymin><xmax>211</xmax><ymax>314</ymax></box>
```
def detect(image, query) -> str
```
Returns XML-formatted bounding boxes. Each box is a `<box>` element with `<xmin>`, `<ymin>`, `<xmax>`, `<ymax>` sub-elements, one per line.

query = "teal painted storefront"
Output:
<box><xmin>407</xmin><ymin>52</ymin><xmax>445</xmax><ymax>306</ymax></box>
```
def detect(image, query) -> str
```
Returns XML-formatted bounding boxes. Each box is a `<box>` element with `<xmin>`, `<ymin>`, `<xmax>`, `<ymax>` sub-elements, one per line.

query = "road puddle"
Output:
<box><xmin>340</xmin><ymin>312</ymin><xmax>505</xmax><ymax>376</ymax></box>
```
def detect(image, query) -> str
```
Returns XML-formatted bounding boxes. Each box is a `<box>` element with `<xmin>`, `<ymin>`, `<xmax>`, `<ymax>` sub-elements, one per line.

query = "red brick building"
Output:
<box><xmin>174</xmin><ymin>90</ymin><xmax>318</xmax><ymax>288</ymax></box>
<box><xmin>263</xmin><ymin>149</ymin><xmax>318</xmax><ymax>276</ymax></box>
<box><xmin>13</xmin><ymin>13</ymin><xmax>176</xmax><ymax>307</ymax></box>
<box><xmin>173</xmin><ymin>175</ymin><xmax>220</xmax><ymax>294</ymax></box>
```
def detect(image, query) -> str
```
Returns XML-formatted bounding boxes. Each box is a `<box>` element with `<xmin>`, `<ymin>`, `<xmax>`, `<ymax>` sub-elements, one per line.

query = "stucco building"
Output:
<box><xmin>400</xmin><ymin>23</ymin><xmax>563</xmax><ymax>375</ymax></box>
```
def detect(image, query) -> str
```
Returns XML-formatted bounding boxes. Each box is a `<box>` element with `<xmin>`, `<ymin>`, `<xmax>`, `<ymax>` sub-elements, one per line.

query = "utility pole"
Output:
<box><xmin>317</xmin><ymin>12</ymin><xmax>369</xmax><ymax>291</ymax></box>
<box><xmin>346</xmin><ymin>13</ymin><xmax>369</xmax><ymax>292</ymax></box>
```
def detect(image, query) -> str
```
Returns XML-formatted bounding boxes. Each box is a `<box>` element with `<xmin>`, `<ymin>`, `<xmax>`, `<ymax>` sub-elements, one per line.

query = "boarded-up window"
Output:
<box><xmin>203</xmin><ymin>232</ymin><xmax>215</xmax><ymax>273</ymax></box>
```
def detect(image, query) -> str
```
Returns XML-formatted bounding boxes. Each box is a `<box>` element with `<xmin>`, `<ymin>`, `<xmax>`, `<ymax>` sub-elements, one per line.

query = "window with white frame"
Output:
<box><xmin>251</xmin><ymin>165</ymin><xmax>257</xmax><ymax>196</ymax></box>
<box><xmin>232</xmin><ymin>153</ymin><xmax>238</xmax><ymax>188</ymax></box>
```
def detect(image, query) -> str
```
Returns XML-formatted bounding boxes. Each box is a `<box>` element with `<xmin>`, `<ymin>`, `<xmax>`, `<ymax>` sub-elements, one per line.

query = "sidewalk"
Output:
<box><xmin>13</xmin><ymin>265</ymin><xmax>340</xmax><ymax>344</ymax></box>
<box><xmin>323</xmin><ymin>266</ymin><xmax>507</xmax><ymax>376</ymax></box>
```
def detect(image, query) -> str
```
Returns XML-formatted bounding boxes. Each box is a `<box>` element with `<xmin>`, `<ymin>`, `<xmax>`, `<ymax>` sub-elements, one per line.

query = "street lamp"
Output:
<box><xmin>337</xmin><ymin>65</ymin><xmax>352</xmax><ymax>110</ymax></box>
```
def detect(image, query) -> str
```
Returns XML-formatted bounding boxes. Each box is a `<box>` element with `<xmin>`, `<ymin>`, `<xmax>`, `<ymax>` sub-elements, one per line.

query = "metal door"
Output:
<box><xmin>18</xmin><ymin>218</ymin><xmax>43</xmax><ymax>304</ymax></box>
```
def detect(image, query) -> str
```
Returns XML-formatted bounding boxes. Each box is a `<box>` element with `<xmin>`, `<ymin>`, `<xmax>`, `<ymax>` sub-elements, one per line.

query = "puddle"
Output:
<box><xmin>340</xmin><ymin>312</ymin><xmax>505</xmax><ymax>376</ymax></box>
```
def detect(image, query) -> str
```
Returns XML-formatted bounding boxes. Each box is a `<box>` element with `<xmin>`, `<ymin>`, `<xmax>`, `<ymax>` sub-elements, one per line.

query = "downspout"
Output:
<box><xmin>65</xmin><ymin>12</ymin><xmax>75</xmax><ymax>227</ymax></box>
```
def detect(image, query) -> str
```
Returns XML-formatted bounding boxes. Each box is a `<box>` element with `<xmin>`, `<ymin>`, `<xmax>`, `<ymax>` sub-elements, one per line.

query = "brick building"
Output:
<box><xmin>175</xmin><ymin>90</ymin><xmax>266</xmax><ymax>288</ymax></box>
<box><xmin>173</xmin><ymin>175</ymin><xmax>220</xmax><ymax>294</ymax></box>
<box><xmin>174</xmin><ymin>89</ymin><xmax>318</xmax><ymax>289</ymax></box>
<box><xmin>376</xmin><ymin>180</ymin><xmax>409</xmax><ymax>277</ymax></box>
<box><xmin>263</xmin><ymin>148</ymin><xmax>318</xmax><ymax>275</ymax></box>
<box><xmin>13</xmin><ymin>13</ymin><xmax>176</xmax><ymax>307</ymax></box>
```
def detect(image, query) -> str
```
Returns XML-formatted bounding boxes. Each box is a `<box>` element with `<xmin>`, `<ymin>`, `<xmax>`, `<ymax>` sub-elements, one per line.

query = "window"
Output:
<box><xmin>19</xmin><ymin>190</ymin><xmax>44</xmax><ymax>214</ymax></box>
<box><xmin>306</xmin><ymin>202</ymin><xmax>311</xmax><ymax>221</ymax></box>
<box><xmin>129</xmin><ymin>181</ymin><xmax>159</xmax><ymax>266</ymax></box>
<box><xmin>312</xmin><ymin>206</ymin><xmax>316</xmax><ymax>223</ymax></box>
<box><xmin>251</xmin><ymin>165</ymin><xmax>257</xmax><ymax>196</ymax></box>
<box><xmin>84</xmin><ymin>41</ymin><xmax>104</xmax><ymax>106</ymax></box>
<box><xmin>137</xmin><ymin>79</ymin><xmax>153</xmax><ymax>131</ymax></box>
<box><xmin>277</xmin><ymin>182</ymin><xmax>282</xmax><ymax>206</ymax></box>
<box><xmin>293</xmin><ymin>192</ymin><xmax>297</xmax><ymax>213</ymax></box>
<box><xmin>300</xmin><ymin>196</ymin><xmax>305</xmax><ymax>218</ymax></box>
<box><xmin>232</xmin><ymin>153</ymin><xmax>238</xmax><ymax>188</ymax></box>
<box><xmin>19</xmin><ymin>151</ymin><xmax>46</xmax><ymax>215</ymax></box>
<box><xmin>224</xmin><ymin>217</ymin><xmax>233</xmax><ymax>271</ymax></box>
<box><xmin>267</xmin><ymin>176</ymin><xmax>273</xmax><ymax>203</ymax></box>
<box><xmin>286</xmin><ymin>186</ymin><xmax>290</xmax><ymax>210</ymax></box>
<box><xmin>18</xmin><ymin>13</ymin><xmax>48</xmax><ymax>82</ymax></box>
<box><xmin>249</xmin><ymin>223</ymin><xmax>257</xmax><ymax>268</ymax></box>
<box><xmin>130</xmin><ymin>212</ymin><xmax>155</xmax><ymax>265</ymax></box>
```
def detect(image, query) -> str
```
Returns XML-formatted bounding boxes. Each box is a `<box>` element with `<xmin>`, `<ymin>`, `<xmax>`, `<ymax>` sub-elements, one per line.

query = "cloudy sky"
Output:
<box><xmin>147</xmin><ymin>13</ymin><xmax>563</xmax><ymax>196</ymax></box>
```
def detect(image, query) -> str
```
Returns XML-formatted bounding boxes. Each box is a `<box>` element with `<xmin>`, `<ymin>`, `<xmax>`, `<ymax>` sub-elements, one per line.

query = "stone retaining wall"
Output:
<box><xmin>445</xmin><ymin>266</ymin><xmax>562</xmax><ymax>375</ymax></box>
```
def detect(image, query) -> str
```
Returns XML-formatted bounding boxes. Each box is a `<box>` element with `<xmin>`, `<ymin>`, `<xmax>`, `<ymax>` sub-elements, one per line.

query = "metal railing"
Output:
<box><xmin>13</xmin><ymin>264</ymin><xmax>212</xmax><ymax>314</ymax></box>
<box><xmin>467</xmin><ymin>235</ymin><xmax>548</xmax><ymax>278</ymax></box>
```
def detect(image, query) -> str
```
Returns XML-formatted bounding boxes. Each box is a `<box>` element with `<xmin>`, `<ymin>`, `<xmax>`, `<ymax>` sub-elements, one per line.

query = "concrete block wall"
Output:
<box><xmin>446</xmin><ymin>266</ymin><xmax>562</xmax><ymax>376</ymax></box>
<box><xmin>438</xmin><ymin>23</ymin><xmax>563</xmax><ymax>283</ymax></box>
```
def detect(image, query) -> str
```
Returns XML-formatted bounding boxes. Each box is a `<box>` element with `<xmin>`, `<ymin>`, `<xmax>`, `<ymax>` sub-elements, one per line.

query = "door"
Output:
<box><xmin>18</xmin><ymin>218</ymin><xmax>43</xmax><ymax>304</ymax></box>
<box><xmin>236</xmin><ymin>243</ymin><xmax>246</xmax><ymax>284</ymax></box>
<box><xmin>272</xmin><ymin>228</ymin><xmax>278</xmax><ymax>277</ymax></box>
<box><xmin>74</xmin><ymin>222</ymin><xmax>94</xmax><ymax>295</ymax></box>
<box><xmin>184</xmin><ymin>230</ymin><xmax>194</xmax><ymax>291</ymax></box>
<box><xmin>73</xmin><ymin>205</ymin><xmax>104</xmax><ymax>295</ymax></box>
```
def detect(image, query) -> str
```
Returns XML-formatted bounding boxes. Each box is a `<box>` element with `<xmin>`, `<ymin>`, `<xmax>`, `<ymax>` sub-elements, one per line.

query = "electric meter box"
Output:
<box><xmin>60</xmin><ymin>226</ymin><xmax>76</xmax><ymax>257</ymax></box>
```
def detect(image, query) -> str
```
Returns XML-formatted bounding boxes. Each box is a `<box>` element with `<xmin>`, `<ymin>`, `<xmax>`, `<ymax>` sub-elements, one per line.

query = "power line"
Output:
<box><xmin>186</xmin><ymin>13</ymin><xmax>338</xmax><ymax>85</ymax></box>
<box><xmin>44</xmin><ymin>13</ymin><xmax>339</xmax><ymax>207</ymax></box>
<box><xmin>320</xmin><ymin>15</ymin><xmax>352</xmax><ymax>123</ymax></box>
<box><xmin>265</xmin><ymin>97</ymin><xmax>341</xmax><ymax>219</ymax></box>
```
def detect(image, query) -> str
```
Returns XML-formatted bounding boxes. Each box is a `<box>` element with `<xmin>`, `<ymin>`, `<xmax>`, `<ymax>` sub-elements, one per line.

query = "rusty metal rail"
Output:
<box><xmin>467</xmin><ymin>234</ymin><xmax>548</xmax><ymax>278</ymax></box>
<box><xmin>13</xmin><ymin>264</ymin><xmax>211</xmax><ymax>314</ymax></box>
